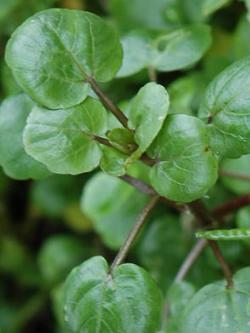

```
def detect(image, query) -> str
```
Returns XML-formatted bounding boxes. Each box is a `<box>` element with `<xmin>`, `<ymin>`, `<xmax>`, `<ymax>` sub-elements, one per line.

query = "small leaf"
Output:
<box><xmin>100</xmin><ymin>146</ymin><xmax>127</xmax><ymax>176</ymax></box>
<box><xmin>181</xmin><ymin>267</ymin><xmax>250</xmax><ymax>333</ymax></box>
<box><xmin>148</xmin><ymin>114</ymin><xmax>218</xmax><ymax>202</ymax></box>
<box><xmin>23</xmin><ymin>97</ymin><xmax>107</xmax><ymax>175</ymax></box>
<box><xmin>107</xmin><ymin>128</ymin><xmax>136</xmax><ymax>154</ymax></box>
<box><xmin>5</xmin><ymin>9</ymin><xmax>122</xmax><ymax>109</ymax></box>
<box><xmin>0</xmin><ymin>94</ymin><xmax>50</xmax><ymax>180</ymax></box>
<box><xmin>199</xmin><ymin>57</ymin><xmax>250</xmax><ymax>158</ymax></box>
<box><xmin>129</xmin><ymin>82</ymin><xmax>169</xmax><ymax>152</ymax></box>
<box><xmin>64</xmin><ymin>256</ymin><xmax>162</xmax><ymax>333</ymax></box>
<box><xmin>196</xmin><ymin>228</ymin><xmax>250</xmax><ymax>240</ymax></box>
<box><xmin>81</xmin><ymin>172</ymin><xmax>148</xmax><ymax>249</ymax></box>
<box><xmin>152</xmin><ymin>24</ymin><xmax>212</xmax><ymax>72</ymax></box>
<box><xmin>117</xmin><ymin>32</ymin><xmax>151</xmax><ymax>78</ymax></box>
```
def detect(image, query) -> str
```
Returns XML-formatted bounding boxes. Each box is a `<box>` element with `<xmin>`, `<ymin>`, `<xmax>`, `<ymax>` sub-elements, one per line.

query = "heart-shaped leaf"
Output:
<box><xmin>23</xmin><ymin>97</ymin><xmax>107</xmax><ymax>175</ymax></box>
<box><xmin>148</xmin><ymin>114</ymin><xmax>218</xmax><ymax>202</ymax></box>
<box><xmin>129</xmin><ymin>82</ymin><xmax>169</xmax><ymax>153</ymax></box>
<box><xmin>5</xmin><ymin>9</ymin><xmax>122</xmax><ymax>109</ymax></box>
<box><xmin>0</xmin><ymin>94</ymin><xmax>50</xmax><ymax>180</ymax></box>
<box><xmin>199</xmin><ymin>57</ymin><xmax>250</xmax><ymax>158</ymax></box>
<box><xmin>64</xmin><ymin>256</ymin><xmax>162</xmax><ymax>333</ymax></box>
<box><xmin>181</xmin><ymin>267</ymin><xmax>250</xmax><ymax>333</ymax></box>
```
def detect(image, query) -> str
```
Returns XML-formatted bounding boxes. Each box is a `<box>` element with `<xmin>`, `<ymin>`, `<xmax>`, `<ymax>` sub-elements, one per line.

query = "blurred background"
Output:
<box><xmin>1</xmin><ymin>0</ymin><xmax>250</xmax><ymax>332</ymax></box>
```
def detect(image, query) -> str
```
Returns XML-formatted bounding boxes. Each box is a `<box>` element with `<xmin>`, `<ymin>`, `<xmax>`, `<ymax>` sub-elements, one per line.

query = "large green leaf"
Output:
<box><xmin>199</xmin><ymin>57</ymin><xmax>250</xmax><ymax>158</ymax></box>
<box><xmin>152</xmin><ymin>24</ymin><xmax>212</xmax><ymax>72</ymax></box>
<box><xmin>181</xmin><ymin>267</ymin><xmax>250</xmax><ymax>333</ymax></box>
<box><xmin>23</xmin><ymin>97</ymin><xmax>107</xmax><ymax>175</ymax></box>
<box><xmin>64</xmin><ymin>256</ymin><xmax>162</xmax><ymax>333</ymax></box>
<box><xmin>129</xmin><ymin>82</ymin><xmax>169</xmax><ymax>152</ymax></box>
<box><xmin>148</xmin><ymin>114</ymin><xmax>218</xmax><ymax>202</ymax></box>
<box><xmin>0</xmin><ymin>94</ymin><xmax>49</xmax><ymax>180</ymax></box>
<box><xmin>81</xmin><ymin>172</ymin><xmax>148</xmax><ymax>249</ymax></box>
<box><xmin>221</xmin><ymin>154</ymin><xmax>250</xmax><ymax>194</ymax></box>
<box><xmin>5</xmin><ymin>9</ymin><xmax>122</xmax><ymax>109</ymax></box>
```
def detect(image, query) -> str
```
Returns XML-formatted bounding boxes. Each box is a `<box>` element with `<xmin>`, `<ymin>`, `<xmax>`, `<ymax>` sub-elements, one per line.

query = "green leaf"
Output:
<box><xmin>196</xmin><ymin>228</ymin><xmax>250</xmax><ymax>240</ymax></box>
<box><xmin>64</xmin><ymin>256</ymin><xmax>162</xmax><ymax>333</ymax></box>
<box><xmin>199</xmin><ymin>57</ymin><xmax>250</xmax><ymax>158</ymax></box>
<box><xmin>243</xmin><ymin>0</ymin><xmax>250</xmax><ymax>21</ymax></box>
<box><xmin>5</xmin><ymin>9</ymin><xmax>122</xmax><ymax>109</ymax></box>
<box><xmin>237</xmin><ymin>207</ymin><xmax>250</xmax><ymax>229</ymax></box>
<box><xmin>0</xmin><ymin>94</ymin><xmax>50</xmax><ymax>180</ymax></box>
<box><xmin>100</xmin><ymin>146</ymin><xmax>127</xmax><ymax>176</ymax></box>
<box><xmin>152</xmin><ymin>24</ymin><xmax>212</xmax><ymax>72</ymax></box>
<box><xmin>38</xmin><ymin>234</ymin><xmax>91</xmax><ymax>284</ymax></box>
<box><xmin>148</xmin><ymin>114</ymin><xmax>218</xmax><ymax>202</ymax></box>
<box><xmin>129</xmin><ymin>82</ymin><xmax>169</xmax><ymax>152</ymax></box>
<box><xmin>23</xmin><ymin>97</ymin><xmax>107</xmax><ymax>175</ymax></box>
<box><xmin>117</xmin><ymin>32</ymin><xmax>151</xmax><ymax>78</ymax></box>
<box><xmin>221</xmin><ymin>154</ymin><xmax>250</xmax><ymax>194</ymax></box>
<box><xmin>81</xmin><ymin>172</ymin><xmax>148</xmax><ymax>249</ymax></box>
<box><xmin>107</xmin><ymin>128</ymin><xmax>136</xmax><ymax>154</ymax></box>
<box><xmin>181</xmin><ymin>267</ymin><xmax>250</xmax><ymax>333</ymax></box>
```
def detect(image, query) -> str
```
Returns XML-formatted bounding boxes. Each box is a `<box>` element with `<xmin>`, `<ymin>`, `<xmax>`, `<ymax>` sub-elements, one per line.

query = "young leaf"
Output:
<box><xmin>81</xmin><ymin>172</ymin><xmax>148</xmax><ymax>249</ymax></box>
<box><xmin>152</xmin><ymin>24</ymin><xmax>212</xmax><ymax>72</ymax></box>
<box><xmin>23</xmin><ymin>97</ymin><xmax>107</xmax><ymax>175</ymax></box>
<box><xmin>129</xmin><ymin>82</ymin><xmax>169</xmax><ymax>152</ymax></box>
<box><xmin>221</xmin><ymin>154</ymin><xmax>250</xmax><ymax>194</ymax></box>
<box><xmin>5</xmin><ymin>9</ymin><xmax>122</xmax><ymax>109</ymax></box>
<box><xmin>196</xmin><ymin>228</ymin><xmax>250</xmax><ymax>240</ymax></box>
<box><xmin>64</xmin><ymin>256</ymin><xmax>162</xmax><ymax>333</ymax></box>
<box><xmin>148</xmin><ymin>114</ymin><xmax>218</xmax><ymax>202</ymax></box>
<box><xmin>100</xmin><ymin>146</ymin><xmax>127</xmax><ymax>176</ymax></box>
<box><xmin>181</xmin><ymin>267</ymin><xmax>250</xmax><ymax>333</ymax></box>
<box><xmin>199</xmin><ymin>57</ymin><xmax>250</xmax><ymax>158</ymax></box>
<box><xmin>0</xmin><ymin>94</ymin><xmax>50</xmax><ymax>180</ymax></box>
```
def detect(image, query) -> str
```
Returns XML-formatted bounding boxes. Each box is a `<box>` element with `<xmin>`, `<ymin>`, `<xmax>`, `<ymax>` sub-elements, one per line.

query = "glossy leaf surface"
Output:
<box><xmin>64</xmin><ymin>256</ymin><xmax>162</xmax><ymax>333</ymax></box>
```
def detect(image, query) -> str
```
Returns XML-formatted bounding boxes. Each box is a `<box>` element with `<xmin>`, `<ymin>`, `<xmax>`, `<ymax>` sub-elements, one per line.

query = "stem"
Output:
<box><xmin>87</xmin><ymin>76</ymin><xmax>129</xmax><ymax>129</ymax></box>
<box><xmin>94</xmin><ymin>135</ymin><xmax>114</xmax><ymax>148</ymax></box>
<box><xmin>220</xmin><ymin>170</ymin><xmax>250</xmax><ymax>181</ymax></box>
<box><xmin>148</xmin><ymin>66</ymin><xmax>157</xmax><ymax>82</ymax></box>
<box><xmin>174</xmin><ymin>239</ymin><xmax>208</xmax><ymax>283</ymax></box>
<box><xmin>120</xmin><ymin>174</ymin><xmax>156</xmax><ymax>195</ymax></box>
<box><xmin>110</xmin><ymin>195</ymin><xmax>159</xmax><ymax>271</ymax></box>
<box><xmin>188</xmin><ymin>199</ymin><xmax>234</xmax><ymax>288</ymax></box>
<box><xmin>213</xmin><ymin>193</ymin><xmax>250</xmax><ymax>218</ymax></box>
<box><xmin>208</xmin><ymin>240</ymin><xmax>234</xmax><ymax>288</ymax></box>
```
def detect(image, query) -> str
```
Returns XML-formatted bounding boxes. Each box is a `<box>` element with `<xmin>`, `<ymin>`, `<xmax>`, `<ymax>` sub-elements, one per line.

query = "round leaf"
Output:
<box><xmin>0</xmin><ymin>94</ymin><xmax>50</xmax><ymax>180</ymax></box>
<box><xmin>23</xmin><ymin>97</ymin><xmax>107</xmax><ymax>175</ymax></box>
<box><xmin>152</xmin><ymin>24</ymin><xmax>212</xmax><ymax>72</ymax></box>
<box><xmin>64</xmin><ymin>256</ymin><xmax>162</xmax><ymax>333</ymax></box>
<box><xmin>148</xmin><ymin>114</ymin><xmax>218</xmax><ymax>202</ymax></box>
<box><xmin>199</xmin><ymin>57</ymin><xmax>250</xmax><ymax>158</ymax></box>
<box><xmin>181</xmin><ymin>267</ymin><xmax>250</xmax><ymax>333</ymax></box>
<box><xmin>5</xmin><ymin>9</ymin><xmax>122</xmax><ymax>109</ymax></box>
<box><xmin>129</xmin><ymin>82</ymin><xmax>169</xmax><ymax>152</ymax></box>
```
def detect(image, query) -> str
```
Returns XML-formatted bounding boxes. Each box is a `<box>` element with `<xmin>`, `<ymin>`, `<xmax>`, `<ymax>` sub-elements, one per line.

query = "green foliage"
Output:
<box><xmin>199</xmin><ymin>57</ymin><xmax>250</xmax><ymax>158</ymax></box>
<box><xmin>23</xmin><ymin>97</ymin><xmax>107</xmax><ymax>174</ymax></box>
<box><xmin>5</xmin><ymin>9</ymin><xmax>122</xmax><ymax>109</ymax></box>
<box><xmin>64</xmin><ymin>256</ymin><xmax>163</xmax><ymax>333</ymax></box>
<box><xmin>148</xmin><ymin>114</ymin><xmax>218</xmax><ymax>202</ymax></box>
<box><xmin>1</xmin><ymin>1</ymin><xmax>250</xmax><ymax>332</ymax></box>
<box><xmin>181</xmin><ymin>267</ymin><xmax>250</xmax><ymax>333</ymax></box>
<box><xmin>0</xmin><ymin>94</ymin><xmax>50</xmax><ymax>179</ymax></box>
